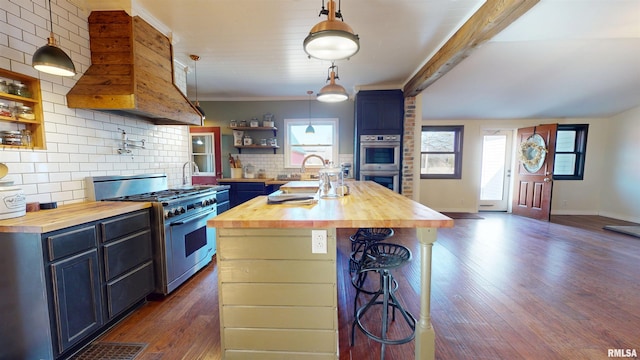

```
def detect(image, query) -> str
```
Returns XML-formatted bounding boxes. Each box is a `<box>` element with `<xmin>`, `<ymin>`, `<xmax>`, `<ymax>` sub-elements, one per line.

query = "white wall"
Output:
<box><xmin>599</xmin><ymin>106</ymin><xmax>640</xmax><ymax>222</ymax></box>
<box><xmin>418</xmin><ymin>117</ymin><xmax>635</xmax><ymax>220</ymax></box>
<box><xmin>1</xmin><ymin>0</ymin><xmax>191</xmax><ymax>205</ymax></box>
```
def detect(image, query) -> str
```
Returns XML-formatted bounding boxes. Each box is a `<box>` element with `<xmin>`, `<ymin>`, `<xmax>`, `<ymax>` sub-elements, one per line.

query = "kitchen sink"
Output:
<box><xmin>279</xmin><ymin>181</ymin><xmax>319</xmax><ymax>194</ymax></box>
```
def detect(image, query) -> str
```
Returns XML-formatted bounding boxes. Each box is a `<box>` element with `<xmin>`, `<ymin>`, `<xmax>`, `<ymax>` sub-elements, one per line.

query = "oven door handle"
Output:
<box><xmin>169</xmin><ymin>210</ymin><xmax>215</xmax><ymax>226</ymax></box>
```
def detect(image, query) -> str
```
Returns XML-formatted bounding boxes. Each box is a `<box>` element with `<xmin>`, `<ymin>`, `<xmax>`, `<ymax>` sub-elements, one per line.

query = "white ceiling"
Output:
<box><xmin>85</xmin><ymin>0</ymin><xmax>640</xmax><ymax>120</ymax></box>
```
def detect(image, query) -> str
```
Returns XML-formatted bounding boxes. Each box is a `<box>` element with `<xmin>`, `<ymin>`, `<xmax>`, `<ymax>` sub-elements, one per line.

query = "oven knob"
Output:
<box><xmin>172</xmin><ymin>208</ymin><xmax>180</xmax><ymax>216</ymax></box>
<box><xmin>165</xmin><ymin>210</ymin><xmax>172</xmax><ymax>218</ymax></box>
<box><xmin>179</xmin><ymin>207</ymin><xmax>186</xmax><ymax>214</ymax></box>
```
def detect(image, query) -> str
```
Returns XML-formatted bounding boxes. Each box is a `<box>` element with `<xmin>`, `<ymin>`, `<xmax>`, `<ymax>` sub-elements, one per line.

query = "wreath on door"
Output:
<box><xmin>519</xmin><ymin>134</ymin><xmax>547</xmax><ymax>172</ymax></box>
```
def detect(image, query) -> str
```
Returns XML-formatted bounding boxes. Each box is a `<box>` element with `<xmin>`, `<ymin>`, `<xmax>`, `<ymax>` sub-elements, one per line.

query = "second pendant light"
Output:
<box><xmin>317</xmin><ymin>63</ymin><xmax>348</xmax><ymax>103</ymax></box>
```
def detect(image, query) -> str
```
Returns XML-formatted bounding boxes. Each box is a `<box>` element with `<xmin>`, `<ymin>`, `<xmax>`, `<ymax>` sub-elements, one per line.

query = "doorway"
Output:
<box><xmin>479</xmin><ymin>129</ymin><xmax>513</xmax><ymax>212</ymax></box>
<box><xmin>511</xmin><ymin>124</ymin><xmax>557</xmax><ymax>221</ymax></box>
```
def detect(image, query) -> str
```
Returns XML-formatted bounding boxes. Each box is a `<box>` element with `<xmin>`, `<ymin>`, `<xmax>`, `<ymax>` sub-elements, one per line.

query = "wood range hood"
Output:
<box><xmin>67</xmin><ymin>11</ymin><xmax>202</xmax><ymax>126</ymax></box>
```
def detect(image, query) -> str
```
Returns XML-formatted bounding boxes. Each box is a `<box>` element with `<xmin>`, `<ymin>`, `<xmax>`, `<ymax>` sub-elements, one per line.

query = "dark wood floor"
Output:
<box><xmin>97</xmin><ymin>214</ymin><xmax>640</xmax><ymax>359</ymax></box>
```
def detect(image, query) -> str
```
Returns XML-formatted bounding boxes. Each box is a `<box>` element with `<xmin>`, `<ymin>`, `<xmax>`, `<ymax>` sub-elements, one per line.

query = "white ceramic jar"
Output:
<box><xmin>0</xmin><ymin>182</ymin><xmax>26</xmax><ymax>219</ymax></box>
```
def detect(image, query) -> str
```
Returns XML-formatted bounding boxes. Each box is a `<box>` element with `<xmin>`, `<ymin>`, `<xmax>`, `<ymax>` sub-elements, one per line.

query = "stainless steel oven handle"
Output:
<box><xmin>169</xmin><ymin>209</ymin><xmax>216</xmax><ymax>226</ymax></box>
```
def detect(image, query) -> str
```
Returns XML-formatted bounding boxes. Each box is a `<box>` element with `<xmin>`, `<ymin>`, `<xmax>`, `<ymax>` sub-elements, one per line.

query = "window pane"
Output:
<box><xmin>555</xmin><ymin>130</ymin><xmax>576</xmax><ymax>152</ymax></box>
<box><xmin>553</xmin><ymin>154</ymin><xmax>576</xmax><ymax>175</ymax></box>
<box><xmin>192</xmin><ymin>135</ymin><xmax>212</xmax><ymax>153</ymax></box>
<box><xmin>290</xmin><ymin>146</ymin><xmax>333</xmax><ymax>167</ymax></box>
<box><xmin>422</xmin><ymin>131</ymin><xmax>455</xmax><ymax>152</ymax></box>
<box><xmin>421</xmin><ymin>153</ymin><xmax>456</xmax><ymax>174</ymax></box>
<box><xmin>480</xmin><ymin>135</ymin><xmax>506</xmax><ymax>200</ymax></box>
<box><xmin>193</xmin><ymin>154</ymin><xmax>214</xmax><ymax>173</ymax></box>
<box><xmin>290</xmin><ymin>124</ymin><xmax>333</xmax><ymax>145</ymax></box>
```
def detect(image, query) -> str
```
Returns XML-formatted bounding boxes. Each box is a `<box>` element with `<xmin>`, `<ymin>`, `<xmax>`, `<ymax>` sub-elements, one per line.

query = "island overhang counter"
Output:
<box><xmin>207</xmin><ymin>181</ymin><xmax>453</xmax><ymax>360</ymax></box>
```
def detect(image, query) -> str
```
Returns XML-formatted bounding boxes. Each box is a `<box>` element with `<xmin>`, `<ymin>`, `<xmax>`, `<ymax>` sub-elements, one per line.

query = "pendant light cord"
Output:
<box><xmin>47</xmin><ymin>0</ymin><xmax>56</xmax><ymax>40</ymax></box>
<box><xmin>194</xmin><ymin>60</ymin><xmax>199</xmax><ymax>102</ymax></box>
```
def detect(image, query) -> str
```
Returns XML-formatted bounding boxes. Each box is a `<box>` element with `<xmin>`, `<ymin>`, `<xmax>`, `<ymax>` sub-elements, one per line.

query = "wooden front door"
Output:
<box><xmin>512</xmin><ymin>124</ymin><xmax>557</xmax><ymax>221</ymax></box>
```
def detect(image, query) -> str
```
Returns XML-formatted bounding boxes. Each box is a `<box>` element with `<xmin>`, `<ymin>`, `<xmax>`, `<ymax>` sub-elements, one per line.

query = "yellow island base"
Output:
<box><xmin>207</xmin><ymin>181</ymin><xmax>453</xmax><ymax>360</ymax></box>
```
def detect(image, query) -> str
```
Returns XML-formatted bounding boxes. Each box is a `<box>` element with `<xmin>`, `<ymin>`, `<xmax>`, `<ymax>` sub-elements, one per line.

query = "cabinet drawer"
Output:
<box><xmin>45</xmin><ymin>225</ymin><xmax>97</xmax><ymax>262</ymax></box>
<box><xmin>103</xmin><ymin>230</ymin><xmax>152</xmax><ymax>281</ymax></box>
<box><xmin>106</xmin><ymin>261</ymin><xmax>154</xmax><ymax>318</ymax></box>
<box><xmin>100</xmin><ymin>210</ymin><xmax>150</xmax><ymax>242</ymax></box>
<box><xmin>217</xmin><ymin>201</ymin><xmax>230</xmax><ymax>214</ymax></box>
<box><xmin>235</xmin><ymin>182</ymin><xmax>265</xmax><ymax>191</ymax></box>
<box><xmin>216</xmin><ymin>189</ymin><xmax>230</xmax><ymax>203</ymax></box>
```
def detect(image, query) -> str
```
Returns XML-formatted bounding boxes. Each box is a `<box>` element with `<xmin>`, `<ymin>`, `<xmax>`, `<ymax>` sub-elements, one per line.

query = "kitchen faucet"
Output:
<box><xmin>182</xmin><ymin>161</ymin><xmax>200</xmax><ymax>185</ymax></box>
<box><xmin>300</xmin><ymin>154</ymin><xmax>326</xmax><ymax>173</ymax></box>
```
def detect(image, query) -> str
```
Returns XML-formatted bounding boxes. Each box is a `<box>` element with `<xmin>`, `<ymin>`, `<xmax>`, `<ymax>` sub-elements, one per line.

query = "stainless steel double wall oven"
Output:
<box><xmin>359</xmin><ymin>134</ymin><xmax>401</xmax><ymax>192</ymax></box>
<box><xmin>86</xmin><ymin>174</ymin><xmax>226</xmax><ymax>295</ymax></box>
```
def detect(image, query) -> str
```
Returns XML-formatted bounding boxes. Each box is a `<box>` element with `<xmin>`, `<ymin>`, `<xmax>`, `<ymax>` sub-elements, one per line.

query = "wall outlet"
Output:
<box><xmin>311</xmin><ymin>230</ymin><xmax>327</xmax><ymax>254</ymax></box>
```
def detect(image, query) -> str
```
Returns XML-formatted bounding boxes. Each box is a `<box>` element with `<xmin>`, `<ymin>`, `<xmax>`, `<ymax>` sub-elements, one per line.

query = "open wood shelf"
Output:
<box><xmin>0</xmin><ymin>68</ymin><xmax>46</xmax><ymax>150</ymax></box>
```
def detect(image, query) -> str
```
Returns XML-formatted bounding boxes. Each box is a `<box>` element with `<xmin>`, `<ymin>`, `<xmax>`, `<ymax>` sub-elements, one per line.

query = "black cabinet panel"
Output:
<box><xmin>100</xmin><ymin>211</ymin><xmax>150</xmax><ymax>242</ymax></box>
<box><xmin>46</xmin><ymin>225</ymin><xmax>97</xmax><ymax>262</ymax></box>
<box><xmin>220</xmin><ymin>182</ymin><xmax>270</xmax><ymax>208</ymax></box>
<box><xmin>50</xmin><ymin>249</ymin><xmax>103</xmax><ymax>354</ymax></box>
<box><xmin>355</xmin><ymin>90</ymin><xmax>404</xmax><ymax>135</ymax></box>
<box><xmin>215</xmin><ymin>189</ymin><xmax>230</xmax><ymax>203</ymax></box>
<box><xmin>103</xmin><ymin>230</ymin><xmax>152</xmax><ymax>281</ymax></box>
<box><xmin>106</xmin><ymin>261</ymin><xmax>154</xmax><ymax>318</ymax></box>
<box><xmin>217</xmin><ymin>201</ymin><xmax>230</xmax><ymax>214</ymax></box>
<box><xmin>39</xmin><ymin>209</ymin><xmax>153</xmax><ymax>359</ymax></box>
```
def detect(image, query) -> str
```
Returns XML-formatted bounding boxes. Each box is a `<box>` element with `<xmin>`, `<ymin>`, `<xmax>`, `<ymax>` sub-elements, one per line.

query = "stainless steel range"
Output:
<box><xmin>86</xmin><ymin>174</ymin><xmax>222</xmax><ymax>295</ymax></box>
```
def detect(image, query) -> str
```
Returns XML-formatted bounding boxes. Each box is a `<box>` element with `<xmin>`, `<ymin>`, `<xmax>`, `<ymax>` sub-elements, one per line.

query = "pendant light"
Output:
<box><xmin>32</xmin><ymin>0</ymin><xmax>76</xmax><ymax>77</ymax></box>
<box><xmin>190</xmin><ymin>54</ymin><xmax>205</xmax><ymax>119</ymax></box>
<box><xmin>303</xmin><ymin>0</ymin><xmax>360</xmax><ymax>61</ymax></box>
<box><xmin>317</xmin><ymin>63</ymin><xmax>348</xmax><ymax>103</ymax></box>
<box><xmin>305</xmin><ymin>90</ymin><xmax>315</xmax><ymax>134</ymax></box>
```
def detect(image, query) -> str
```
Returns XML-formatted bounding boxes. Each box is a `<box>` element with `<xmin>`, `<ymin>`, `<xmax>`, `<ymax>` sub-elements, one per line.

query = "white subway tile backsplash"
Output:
<box><xmin>61</xmin><ymin>180</ymin><xmax>82</xmax><ymax>191</ymax></box>
<box><xmin>20</xmin><ymin>151</ymin><xmax>47</xmax><ymax>163</ymax></box>
<box><xmin>34</xmin><ymin>162</ymin><xmax>59</xmax><ymax>173</ymax></box>
<box><xmin>0</xmin><ymin>44</ymin><xmax>24</xmax><ymax>62</ymax></box>
<box><xmin>49</xmin><ymin>172</ymin><xmax>71</xmax><ymax>182</ymax></box>
<box><xmin>6</xmin><ymin>12</ymin><xmax>35</xmax><ymax>34</ymax></box>
<box><xmin>13</xmin><ymin>0</ymin><xmax>35</xmax><ymax>12</ymax></box>
<box><xmin>51</xmin><ymin>191</ymin><xmax>74</xmax><ymax>202</ymax></box>
<box><xmin>2</xmin><ymin>0</ymin><xmax>194</xmax><ymax>204</ymax></box>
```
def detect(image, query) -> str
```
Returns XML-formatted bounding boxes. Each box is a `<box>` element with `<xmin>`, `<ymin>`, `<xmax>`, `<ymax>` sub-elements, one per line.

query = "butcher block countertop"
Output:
<box><xmin>0</xmin><ymin>201</ymin><xmax>151</xmax><ymax>234</ymax></box>
<box><xmin>208</xmin><ymin>180</ymin><xmax>453</xmax><ymax>229</ymax></box>
<box><xmin>217</xmin><ymin>178</ymin><xmax>290</xmax><ymax>185</ymax></box>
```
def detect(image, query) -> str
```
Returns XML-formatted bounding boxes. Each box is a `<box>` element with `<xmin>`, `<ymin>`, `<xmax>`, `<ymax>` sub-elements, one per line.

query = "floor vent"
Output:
<box><xmin>71</xmin><ymin>342</ymin><xmax>147</xmax><ymax>360</ymax></box>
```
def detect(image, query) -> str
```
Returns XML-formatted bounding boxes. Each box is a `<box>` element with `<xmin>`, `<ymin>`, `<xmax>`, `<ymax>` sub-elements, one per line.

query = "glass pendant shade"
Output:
<box><xmin>305</xmin><ymin>124</ymin><xmax>316</xmax><ymax>134</ymax></box>
<box><xmin>317</xmin><ymin>64</ymin><xmax>348</xmax><ymax>103</ymax></box>
<box><xmin>303</xmin><ymin>0</ymin><xmax>359</xmax><ymax>61</ymax></box>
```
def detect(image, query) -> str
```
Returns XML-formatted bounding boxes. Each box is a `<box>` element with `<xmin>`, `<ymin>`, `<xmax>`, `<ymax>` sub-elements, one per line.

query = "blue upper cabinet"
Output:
<box><xmin>355</xmin><ymin>90</ymin><xmax>404</xmax><ymax>135</ymax></box>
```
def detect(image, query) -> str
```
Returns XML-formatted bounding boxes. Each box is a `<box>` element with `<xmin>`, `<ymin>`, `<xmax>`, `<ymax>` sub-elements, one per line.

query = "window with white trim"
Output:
<box><xmin>284</xmin><ymin>118</ymin><xmax>339</xmax><ymax>169</ymax></box>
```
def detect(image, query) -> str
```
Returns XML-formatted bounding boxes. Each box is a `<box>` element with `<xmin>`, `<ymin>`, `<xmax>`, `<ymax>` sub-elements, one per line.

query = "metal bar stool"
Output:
<box><xmin>349</xmin><ymin>228</ymin><xmax>395</xmax><ymax>315</ymax></box>
<box><xmin>351</xmin><ymin>243</ymin><xmax>416</xmax><ymax>360</ymax></box>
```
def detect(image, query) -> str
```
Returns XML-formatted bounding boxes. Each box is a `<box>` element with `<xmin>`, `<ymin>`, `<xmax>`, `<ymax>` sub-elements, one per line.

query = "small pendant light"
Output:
<box><xmin>32</xmin><ymin>0</ymin><xmax>76</xmax><ymax>77</ymax></box>
<box><xmin>190</xmin><ymin>54</ymin><xmax>206</xmax><ymax>119</ymax></box>
<box><xmin>317</xmin><ymin>63</ymin><xmax>348</xmax><ymax>103</ymax></box>
<box><xmin>305</xmin><ymin>90</ymin><xmax>315</xmax><ymax>134</ymax></box>
<box><xmin>303</xmin><ymin>0</ymin><xmax>360</xmax><ymax>61</ymax></box>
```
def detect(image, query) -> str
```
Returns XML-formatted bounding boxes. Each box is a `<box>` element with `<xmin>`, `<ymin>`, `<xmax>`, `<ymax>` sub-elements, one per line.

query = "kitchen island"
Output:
<box><xmin>207</xmin><ymin>181</ymin><xmax>453</xmax><ymax>360</ymax></box>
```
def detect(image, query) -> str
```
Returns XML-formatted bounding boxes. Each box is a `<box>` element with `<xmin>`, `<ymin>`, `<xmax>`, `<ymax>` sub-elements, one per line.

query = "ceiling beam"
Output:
<box><xmin>403</xmin><ymin>0</ymin><xmax>540</xmax><ymax>97</ymax></box>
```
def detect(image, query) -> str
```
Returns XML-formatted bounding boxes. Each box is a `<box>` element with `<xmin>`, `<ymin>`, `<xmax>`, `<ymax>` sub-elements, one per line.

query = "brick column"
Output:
<box><xmin>402</xmin><ymin>97</ymin><xmax>416</xmax><ymax>198</ymax></box>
